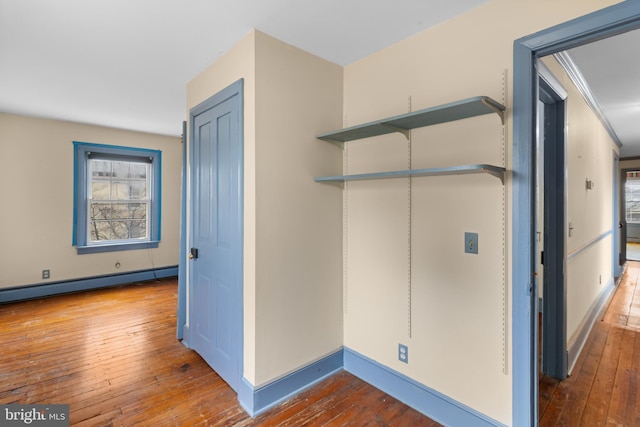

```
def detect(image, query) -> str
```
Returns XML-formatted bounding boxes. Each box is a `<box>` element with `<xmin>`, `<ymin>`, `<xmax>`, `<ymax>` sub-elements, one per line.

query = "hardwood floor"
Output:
<box><xmin>8</xmin><ymin>263</ymin><xmax>640</xmax><ymax>427</ymax></box>
<box><xmin>539</xmin><ymin>261</ymin><xmax>640</xmax><ymax>426</ymax></box>
<box><xmin>0</xmin><ymin>279</ymin><xmax>440</xmax><ymax>426</ymax></box>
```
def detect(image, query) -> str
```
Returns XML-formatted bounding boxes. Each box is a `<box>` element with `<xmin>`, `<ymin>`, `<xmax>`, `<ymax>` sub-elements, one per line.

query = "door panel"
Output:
<box><xmin>539</xmin><ymin>76</ymin><xmax>568</xmax><ymax>380</ymax></box>
<box><xmin>189</xmin><ymin>81</ymin><xmax>243</xmax><ymax>392</ymax></box>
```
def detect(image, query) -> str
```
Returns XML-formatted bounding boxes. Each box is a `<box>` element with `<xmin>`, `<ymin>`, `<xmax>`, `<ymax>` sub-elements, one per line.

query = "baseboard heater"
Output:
<box><xmin>0</xmin><ymin>266</ymin><xmax>178</xmax><ymax>304</ymax></box>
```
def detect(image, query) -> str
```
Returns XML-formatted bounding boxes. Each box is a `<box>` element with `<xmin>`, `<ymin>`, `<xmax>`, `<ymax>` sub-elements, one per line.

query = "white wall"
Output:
<box><xmin>0</xmin><ymin>113</ymin><xmax>181</xmax><ymax>288</ymax></box>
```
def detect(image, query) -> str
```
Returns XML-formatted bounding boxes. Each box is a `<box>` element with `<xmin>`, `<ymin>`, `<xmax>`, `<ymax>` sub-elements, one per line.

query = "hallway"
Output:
<box><xmin>539</xmin><ymin>261</ymin><xmax>640</xmax><ymax>425</ymax></box>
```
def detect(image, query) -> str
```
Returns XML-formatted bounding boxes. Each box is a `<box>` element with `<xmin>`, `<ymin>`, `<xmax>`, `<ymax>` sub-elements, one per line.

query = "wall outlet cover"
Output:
<box><xmin>465</xmin><ymin>232</ymin><xmax>479</xmax><ymax>254</ymax></box>
<box><xmin>398</xmin><ymin>344</ymin><xmax>408</xmax><ymax>363</ymax></box>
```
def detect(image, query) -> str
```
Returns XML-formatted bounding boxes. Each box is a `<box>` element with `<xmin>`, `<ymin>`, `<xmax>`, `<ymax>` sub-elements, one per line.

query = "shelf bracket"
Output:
<box><xmin>321</xmin><ymin>180</ymin><xmax>345</xmax><ymax>188</ymax></box>
<box><xmin>319</xmin><ymin>138</ymin><xmax>346</xmax><ymax>150</ymax></box>
<box><xmin>380</xmin><ymin>124</ymin><xmax>410</xmax><ymax>140</ymax></box>
<box><xmin>484</xmin><ymin>167</ymin><xmax>505</xmax><ymax>184</ymax></box>
<box><xmin>481</xmin><ymin>98</ymin><xmax>505</xmax><ymax>125</ymax></box>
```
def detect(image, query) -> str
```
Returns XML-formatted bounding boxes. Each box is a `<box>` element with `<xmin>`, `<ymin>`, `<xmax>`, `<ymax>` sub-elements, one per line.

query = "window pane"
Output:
<box><xmin>112</xmin><ymin>221</ymin><xmax>129</xmax><ymax>240</ymax></box>
<box><xmin>111</xmin><ymin>203</ymin><xmax>130</xmax><ymax>219</ymax></box>
<box><xmin>626</xmin><ymin>179</ymin><xmax>640</xmax><ymax>223</ymax></box>
<box><xmin>112</xmin><ymin>161</ymin><xmax>130</xmax><ymax>179</ymax></box>
<box><xmin>90</xmin><ymin>202</ymin><xmax>111</xmax><ymax>220</ymax></box>
<box><xmin>82</xmin><ymin>149</ymin><xmax>155</xmax><ymax>247</ymax></box>
<box><xmin>113</xmin><ymin>181</ymin><xmax>131</xmax><ymax>200</ymax></box>
<box><xmin>91</xmin><ymin>182</ymin><xmax>110</xmax><ymax>200</ymax></box>
<box><xmin>130</xmin><ymin>220</ymin><xmax>147</xmax><ymax>239</ymax></box>
<box><xmin>91</xmin><ymin>221</ymin><xmax>112</xmax><ymax>241</ymax></box>
<box><xmin>130</xmin><ymin>163</ymin><xmax>147</xmax><ymax>179</ymax></box>
<box><xmin>129</xmin><ymin>181</ymin><xmax>146</xmax><ymax>199</ymax></box>
<box><xmin>129</xmin><ymin>202</ymin><xmax>147</xmax><ymax>220</ymax></box>
<box><xmin>91</xmin><ymin>160</ymin><xmax>111</xmax><ymax>178</ymax></box>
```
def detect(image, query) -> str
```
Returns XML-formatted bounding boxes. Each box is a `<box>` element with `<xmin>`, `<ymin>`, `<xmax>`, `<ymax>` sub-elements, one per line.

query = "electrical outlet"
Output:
<box><xmin>398</xmin><ymin>344</ymin><xmax>408</xmax><ymax>364</ymax></box>
<box><xmin>42</xmin><ymin>270</ymin><xmax>50</xmax><ymax>279</ymax></box>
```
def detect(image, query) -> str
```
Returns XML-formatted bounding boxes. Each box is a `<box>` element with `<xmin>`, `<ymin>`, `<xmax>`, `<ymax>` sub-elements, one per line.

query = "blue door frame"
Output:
<box><xmin>513</xmin><ymin>3</ymin><xmax>640</xmax><ymax>425</ymax></box>
<box><xmin>538</xmin><ymin>75</ymin><xmax>568</xmax><ymax>382</ymax></box>
<box><xmin>613</xmin><ymin>155</ymin><xmax>620</xmax><ymax>278</ymax></box>
<box><xmin>177</xmin><ymin>120</ymin><xmax>187</xmax><ymax>339</ymax></box>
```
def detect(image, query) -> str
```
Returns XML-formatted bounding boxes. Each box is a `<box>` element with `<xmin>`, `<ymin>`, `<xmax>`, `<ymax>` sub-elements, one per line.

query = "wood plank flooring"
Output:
<box><xmin>539</xmin><ymin>261</ymin><xmax>640</xmax><ymax>426</ymax></box>
<box><xmin>0</xmin><ymin>279</ymin><xmax>440</xmax><ymax>426</ymax></box>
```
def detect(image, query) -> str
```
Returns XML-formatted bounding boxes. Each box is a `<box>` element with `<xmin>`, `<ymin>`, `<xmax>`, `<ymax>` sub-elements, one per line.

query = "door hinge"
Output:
<box><xmin>540</xmin><ymin>250</ymin><xmax>544</xmax><ymax>265</ymax></box>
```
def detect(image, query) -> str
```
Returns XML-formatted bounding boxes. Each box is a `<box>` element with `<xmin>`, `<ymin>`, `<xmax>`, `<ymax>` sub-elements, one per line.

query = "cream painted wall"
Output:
<box><xmin>541</xmin><ymin>57</ymin><xmax>617</xmax><ymax>348</ymax></box>
<box><xmin>0</xmin><ymin>113</ymin><xmax>181</xmax><ymax>288</ymax></box>
<box><xmin>184</xmin><ymin>0</ymin><xmax>622</xmax><ymax>421</ymax></box>
<box><xmin>186</xmin><ymin>30</ymin><xmax>343</xmax><ymax>387</ymax></box>
<box><xmin>253</xmin><ymin>31</ymin><xmax>343</xmax><ymax>386</ymax></box>
<box><xmin>342</xmin><ymin>0</ymin><xmax>619</xmax><ymax>424</ymax></box>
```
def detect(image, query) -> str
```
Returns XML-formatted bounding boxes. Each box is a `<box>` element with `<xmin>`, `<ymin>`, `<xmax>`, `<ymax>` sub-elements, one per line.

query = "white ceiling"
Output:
<box><xmin>2</xmin><ymin>1</ymin><xmax>638</xmax><ymax>157</ymax></box>
<box><xmin>566</xmin><ymin>29</ymin><xmax>640</xmax><ymax>158</ymax></box>
<box><xmin>0</xmin><ymin>0</ymin><xmax>489</xmax><ymax>137</ymax></box>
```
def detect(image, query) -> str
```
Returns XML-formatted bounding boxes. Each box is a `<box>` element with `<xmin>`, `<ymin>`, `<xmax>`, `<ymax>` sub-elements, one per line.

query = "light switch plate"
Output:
<box><xmin>465</xmin><ymin>232</ymin><xmax>478</xmax><ymax>254</ymax></box>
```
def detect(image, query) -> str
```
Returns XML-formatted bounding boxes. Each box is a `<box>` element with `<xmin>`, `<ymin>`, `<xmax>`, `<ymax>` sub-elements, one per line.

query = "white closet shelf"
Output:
<box><xmin>317</xmin><ymin>96</ymin><xmax>505</xmax><ymax>147</ymax></box>
<box><xmin>315</xmin><ymin>164</ymin><xmax>506</xmax><ymax>185</ymax></box>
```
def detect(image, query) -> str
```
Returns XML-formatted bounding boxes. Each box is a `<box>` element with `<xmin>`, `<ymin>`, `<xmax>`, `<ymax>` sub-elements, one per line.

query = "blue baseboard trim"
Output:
<box><xmin>237</xmin><ymin>346</ymin><xmax>503</xmax><ymax>424</ymax></box>
<box><xmin>238</xmin><ymin>349</ymin><xmax>344</xmax><ymax>417</ymax></box>
<box><xmin>181</xmin><ymin>324</ymin><xmax>191</xmax><ymax>349</ymax></box>
<box><xmin>0</xmin><ymin>266</ymin><xmax>178</xmax><ymax>303</ymax></box>
<box><xmin>567</xmin><ymin>277</ymin><xmax>616</xmax><ymax>373</ymax></box>
<box><xmin>343</xmin><ymin>347</ymin><xmax>506</xmax><ymax>427</ymax></box>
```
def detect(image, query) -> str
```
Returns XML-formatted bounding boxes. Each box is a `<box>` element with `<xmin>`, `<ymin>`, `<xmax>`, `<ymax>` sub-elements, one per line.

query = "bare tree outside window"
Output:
<box><xmin>89</xmin><ymin>159</ymin><xmax>150</xmax><ymax>242</ymax></box>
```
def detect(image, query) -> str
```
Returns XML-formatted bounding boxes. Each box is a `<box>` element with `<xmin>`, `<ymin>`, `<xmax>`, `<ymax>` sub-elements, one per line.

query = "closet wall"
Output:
<box><xmin>187</xmin><ymin>30</ymin><xmax>344</xmax><ymax>389</ymax></box>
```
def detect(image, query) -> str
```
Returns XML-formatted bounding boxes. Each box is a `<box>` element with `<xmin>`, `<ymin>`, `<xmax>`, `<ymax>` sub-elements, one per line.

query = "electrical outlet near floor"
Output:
<box><xmin>42</xmin><ymin>269</ymin><xmax>50</xmax><ymax>279</ymax></box>
<box><xmin>398</xmin><ymin>344</ymin><xmax>408</xmax><ymax>364</ymax></box>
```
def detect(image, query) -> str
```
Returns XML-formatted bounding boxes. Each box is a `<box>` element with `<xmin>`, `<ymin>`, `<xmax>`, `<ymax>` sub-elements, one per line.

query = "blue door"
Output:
<box><xmin>189</xmin><ymin>80</ymin><xmax>243</xmax><ymax>392</ymax></box>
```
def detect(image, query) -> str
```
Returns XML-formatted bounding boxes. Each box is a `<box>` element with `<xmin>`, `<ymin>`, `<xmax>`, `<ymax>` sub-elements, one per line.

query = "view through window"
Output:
<box><xmin>89</xmin><ymin>159</ymin><xmax>151</xmax><ymax>242</ymax></box>
<box><xmin>626</xmin><ymin>171</ymin><xmax>640</xmax><ymax>224</ymax></box>
<box><xmin>73</xmin><ymin>141</ymin><xmax>161</xmax><ymax>254</ymax></box>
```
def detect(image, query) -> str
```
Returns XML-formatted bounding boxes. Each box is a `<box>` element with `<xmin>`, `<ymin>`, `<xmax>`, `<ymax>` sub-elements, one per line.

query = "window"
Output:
<box><xmin>73</xmin><ymin>142</ymin><xmax>161</xmax><ymax>254</ymax></box>
<box><xmin>627</xmin><ymin>172</ymin><xmax>640</xmax><ymax>224</ymax></box>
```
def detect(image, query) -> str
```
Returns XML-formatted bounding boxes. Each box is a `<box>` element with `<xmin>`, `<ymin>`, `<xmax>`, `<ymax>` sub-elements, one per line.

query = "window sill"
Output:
<box><xmin>76</xmin><ymin>241</ymin><xmax>159</xmax><ymax>255</ymax></box>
